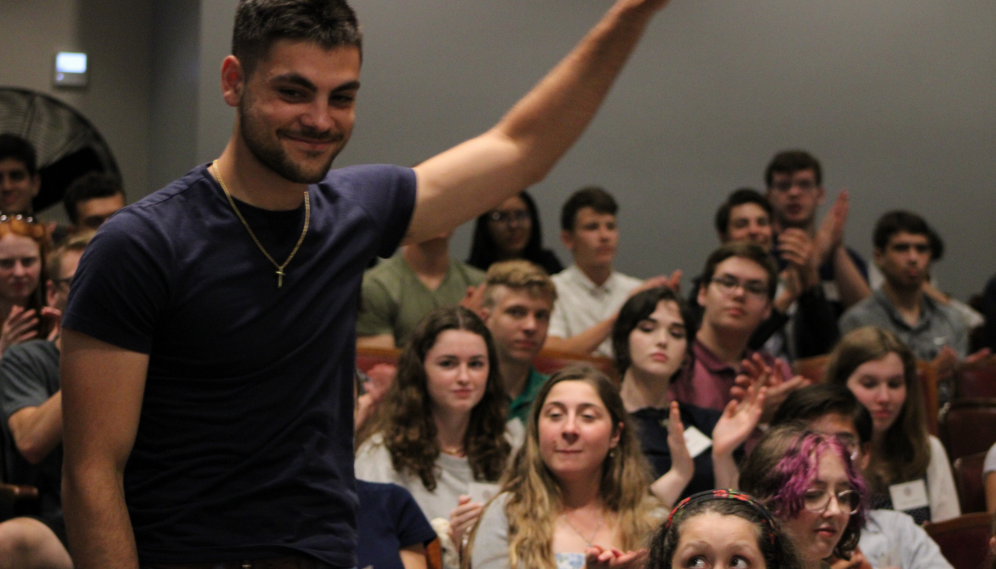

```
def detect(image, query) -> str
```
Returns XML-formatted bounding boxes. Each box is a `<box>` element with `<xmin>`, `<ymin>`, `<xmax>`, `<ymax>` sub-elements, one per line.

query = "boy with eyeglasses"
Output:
<box><xmin>669</xmin><ymin>242</ymin><xmax>805</xmax><ymax>418</ymax></box>
<box><xmin>771</xmin><ymin>384</ymin><xmax>953</xmax><ymax>569</ymax></box>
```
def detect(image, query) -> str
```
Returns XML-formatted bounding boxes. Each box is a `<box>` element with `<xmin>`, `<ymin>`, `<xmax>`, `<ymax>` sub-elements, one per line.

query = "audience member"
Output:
<box><xmin>824</xmin><ymin>326</ymin><xmax>959</xmax><ymax>523</ymax></box>
<box><xmin>613</xmin><ymin>286</ymin><xmax>764</xmax><ymax>499</ymax></box>
<box><xmin>62</xmin><ymin>172</ymin><xmax>126</xmax><ymax>234</ymax></box>
<box><xmin>546</xmin><ymin>186</ymin><xmax>676</xmax><ymax>357</ymax></box>
<box><xmin>478</xmin><ymin>260</ymin><xmax>556</xmax><ymax>427</ymax></box>
<box><xmin>669</xmin><ymin>242</ymin><xmax>801</xmax><ymax>415</ymax></box>
<box><xmin>357</xmin><ymin>234</ymin><xmax>485</xmax><ymax>349</ymax></box>
<box><xmin>764</xmin><ymin>150</ymin><xmax>870</xmax><ymax>312</ymax></box>
<box><xmin>355</xmin><ymin>306</ymin><xmax>511</xmax><ymax>567</ymax></box>
<box><xmin>356</xmin><ymin>480</ymin><xmax>437</xmax><ymax>569</ymax></box>
<box><xmin>707</xmin><ymin>188</ymin><xmax>839</xmax><ymax>360</ymax></box>
<box><xmin>772</xmin><ymin>384</ymin><xmax>954</xmax><ymax>569</ymax></box>
<box><xmin>0</xmin><ymin>233</ymin><xmax>88</xmax><ymax>569</ymax></box>
<box><xmin>469</xmin><ymin>366</ymin><xmax>662</xmax><ymax>569</ymax></box>
<box><xmin>646</xmin><ymin>489</ymin><xmax>802</xmax><ymax>569</ymax></box>
<box><xmin>0</xmin><ymin>217</ymin><xmax>54</xmax><ymax>353</ymax></box>
<box><xmin>467</xmin><ymin>190</ymin><xmax>563</xmax><ymax>275</ymax></box>
<box><xmin>0</xmin><ymin>135</ymin><xmax>41</xmax><ymax>216</ymax></box>
<box><xmin>740</xmin><ymin>423</ymin><xmax>869</xmax><ymax>569</ymax></box>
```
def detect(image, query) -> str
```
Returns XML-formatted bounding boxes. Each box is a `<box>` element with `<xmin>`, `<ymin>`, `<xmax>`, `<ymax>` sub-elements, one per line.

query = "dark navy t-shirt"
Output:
<box><xmin>62</xmin><ymin>163</ymin><xmax>417</xmax><ymax>567</ymax></box>
<box><xmin>356</xmin><ymin>481</ymin><xmax>436</xmax><ymax>569</ymax></box>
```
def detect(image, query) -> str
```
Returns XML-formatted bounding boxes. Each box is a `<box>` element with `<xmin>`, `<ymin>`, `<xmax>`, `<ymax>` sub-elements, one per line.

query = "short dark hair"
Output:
<box><xmin>771</xmin><ymin>384</ymin><xmax>873</xmax><ymax>445</ymax></box>
<box><xmin>713</xmin><ymin>187</ymin><xmax>772</xmax><ymax>237</ymax></box>
<box><xmin>560</xmin><ymin>186</ymin><xmax>617</xmax><ymax>232</ymax></box>
<box><xmin>612</xmin><ymin>286</ymin><xmax>697</xmax><ymax>378</ymax></box>
<box><xmin>0</xmin><ymin>134</ymin><xmax>38</xmax><ymax>176</ymax></box>
<box><xmin>872</xmin><ymin>210</ymin><xmax>932</xmax><ymax>251</ymax></box>
<box><xmin>765</xmin><ymin>150</ymin><xmax>822</xmax><ymax>188</ymax></box>
<box><xmin>63</xmin><ymin>172</ymin><xmax>124</xmax><ymax>224</ymax></box>
<box><xmin>700</xmin><ymin>242</ymin><xmax>779</xmax><ymax>300</ymax></box>
<box><xmin>232</xmin><ymin>0</ymin><xmax>362</xmax><ymax>79</ymax></box>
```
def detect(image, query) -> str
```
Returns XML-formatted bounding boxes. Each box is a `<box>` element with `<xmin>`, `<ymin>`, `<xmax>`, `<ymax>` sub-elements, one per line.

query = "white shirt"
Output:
<box><xmin>549</xmin><ymin>264</ymin><xmax>643</xmax><ymax>357</ymax></box>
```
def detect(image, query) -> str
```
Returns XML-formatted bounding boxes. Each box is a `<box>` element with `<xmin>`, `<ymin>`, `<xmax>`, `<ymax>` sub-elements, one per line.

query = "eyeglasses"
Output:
<box><xmin>52</xmin><ymin>276</ymin><xmax>74</xmax><ymax>289</ymax></box>
<box><xmin>770</xmin><ymin>180</ymin><xmax>817</xmax><ymax>193</ymax></box>
<box><xmin>0</xmin><ymin>213</ymin><xmax>36</xmax><ymax>224</ymax></box>
<box><xmin>710</xmin><ymin>275</ymin><xmax>769</xmax><ymax>297</ymax></box>
<box><xmin>488</xmin><ymin>210</ymin><xmax>530</xmax><ymax>227</ymax></box>
<box><xmin>803</xmin><ymin>488</ymin><xmax>860</xmax><ymax>515</ymax></box>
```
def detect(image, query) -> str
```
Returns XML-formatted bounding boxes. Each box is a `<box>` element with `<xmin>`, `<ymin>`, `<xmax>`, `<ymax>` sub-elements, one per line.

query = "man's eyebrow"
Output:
<box><xmin>332</xmin><ymin>80</ymin><xmax>360</xmax><ymax>92</ymax></box>
<box><xmin>270</xmin><ymin>73</ymin><xmax>317</xmax><ymax>92</ymax></box>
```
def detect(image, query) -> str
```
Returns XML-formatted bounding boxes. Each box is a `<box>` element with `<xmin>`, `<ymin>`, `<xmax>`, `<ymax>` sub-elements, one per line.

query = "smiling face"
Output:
<box><xmin>672</xmin><ymin>512</ymin><xmax>766</xmax><ymax>569</ymax></box>
<box><xmin>698</xmin><ymin>256</ymin><xmax>772</xmax><ymax>337</ymax></box>
<box><xmin>538</xmin><ymin>380</ymin><xmax>621</xmax><ymax>485</ymax></box>
<box><xmin>487</xmin><ymin>195</ymin><xmax>532</xmax><ymax>258</ymax></box>
<box><xmin>628</xmin><ymin>300</ymin><xmax>688</xmax><ymax>380</ymax></box>
<box><xmin>0</xmin><ymin>232</ymin><xmax>41</xmax><ymax>305</ymax></box>
<box><xmin>781</xmin><ymin>452</ymin><xmax>851</xmax><ymax>568</ymax></box>
<box><xmin>561</xmin><ymin>207</ymin><xmax>618</xmax><ymax>270</ymax></box>
<box><xmin>424</xmin><ymin>329</ymin><xmax>490</xmax><ymax>417</ymax></box>
<box><xmin>234</xmin><ymin>40</ymin><xmax>360</xmax><ymax>184</ymax></box>
<box><xmin>725</xmin><ymin>203</ymin><xmax>773</xmax><ymax>249</ymax></box>
<box><xmin>845</xmin><ymin>352</ymin><xmax>907</xmax><ymax>437</ymax></box>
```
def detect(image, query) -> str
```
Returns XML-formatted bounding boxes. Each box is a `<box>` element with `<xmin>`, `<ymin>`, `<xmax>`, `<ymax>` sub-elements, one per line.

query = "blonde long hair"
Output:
<box><xmin>473</xmin><ymin>365</ymin><xmax>661</xmax><ymax>569</ymax></box>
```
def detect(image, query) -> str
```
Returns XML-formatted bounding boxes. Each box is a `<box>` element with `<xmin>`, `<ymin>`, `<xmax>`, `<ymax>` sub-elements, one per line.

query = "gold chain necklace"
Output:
<box><xmin>561</xmin><ymin>509</ymin><xmax>605</xmax><ymax>547</ymax></box>
<box><xmin>212</xmin><ymin>163</ymin><xmax>310</xmax><ymax>288</ymax></box>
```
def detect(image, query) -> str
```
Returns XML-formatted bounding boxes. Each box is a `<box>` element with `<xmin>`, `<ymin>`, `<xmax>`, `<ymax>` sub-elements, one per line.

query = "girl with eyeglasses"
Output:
<box><xmin>740</xmin><ymin>423</ymin><xmax>869</xmax><ymax>569</ymax></box>
<box><xmin>0</xmin><ymin>216</ymin><xmax>53</xmax><ymax>353</ymax></box>
<box><xmin>466</xmin><ymin>190</ymin><xmax>563</xmax><ymax>276</ymax></box>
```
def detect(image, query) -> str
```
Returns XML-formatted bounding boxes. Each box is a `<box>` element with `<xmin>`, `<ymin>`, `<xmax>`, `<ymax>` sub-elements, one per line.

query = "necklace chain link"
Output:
<box><xmin>212</xmin><ymin>163</ymin><xmax>310</xmax><ymax>288</ymax></box>
<box><xmin>562</xmin><ymin>509</ymin><xmax>605</xmax><ymax>547</ymax></box>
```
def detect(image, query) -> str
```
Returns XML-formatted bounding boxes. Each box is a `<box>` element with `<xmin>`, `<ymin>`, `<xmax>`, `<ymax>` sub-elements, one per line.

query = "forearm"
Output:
<box><xmin>63</xmin><ymin>462</ymin><xmax>139</xmax><ymax>569</ymax></box>
<box><xmin>8</xmin><ymin>393</ymin><xmax>63</xmax><ymax>464</ymax></box>
<box><xmin>649</xmin><ymin>469</ymin><xmax>692</xmax><ymax>509</ymax></box>
<box><xmin>543</xmin><ymin>317</ymin><xmax>616</xmax><ymax>354</ymax></box>
<box><xmin>712</xmin><ymin>451</ymin><xmax>739</xmax><ymax>490</ymax></box>
<box><xmin>832</xmin><ymin>247</ymin><xmax>870</xmax><ymax>309</ymax></box>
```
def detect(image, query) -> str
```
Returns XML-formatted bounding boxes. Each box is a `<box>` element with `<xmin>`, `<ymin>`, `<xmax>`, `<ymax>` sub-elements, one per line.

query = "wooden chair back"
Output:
<box><xmin>940</xmin><ymin>399</ymin><xmax>996</xmax><ymax>462</ymax></box>
<box><xmin>917</xmin><ymin>359</ymin><xmax>940</xmax><ymax>437</ymax></box>
<box><xmin>425</xmin><ymin>536</ymin><xmax>443</xmax><ymax>569</ymax></box>
<box><xmin>924</xmin><ymin>512</ymin><xmax>993</xmax><ymax>569</ymax></box>
<box><xmin>953</xmin><ymin>451</ymin><xmax>989</xmax><ymax>514</ymax></box>
<box><xmin>957</xmin><ymin>355</ymin><xmax>996</xmax><ymax>400</ymax></box>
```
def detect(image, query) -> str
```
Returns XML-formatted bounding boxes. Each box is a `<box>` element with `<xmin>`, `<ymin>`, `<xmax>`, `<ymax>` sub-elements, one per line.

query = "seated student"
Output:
<box><xmin>546</xmin><ymin>186</ymin><xmax>675</xmax><ymax>357</ymax></box>
<box><xmin>772</xmin><ymin>384</ymin><xmax>954</xmax><ymax>569</ymax></box>
<box><xmin>0</xmin><ymin>135</ymin><xmax>41</xmax><ymax>216</ymax></box>
<box><xmin>0</xmin><ymin>217</ymin><xmax>54</xmax><ymax>354</ymax></box>
<box><xmin>0</xmin><ymin>233</ymin><xmax>89</xmax><ymax>569</ymax></box>
<box><xmin>62</xmin><ymin>172</ymin><xmax>126</xmax><ymax>234</ymax></box>
<box><xmin>478</xmin><ymin>260</ymin><xmax>556</xmax><ymax>427</ymax></box>
<box><xmin>669</xmin><ymin>242</ymin><xmax>802</xmax><ymax>416</ymax></box>
<box><xmin>467</xmin><ymin>190</ymin><xmax>563</xmax><ymax>275</ymax></box>
<box><xmin>357</xmin><ymin>233</ymin><xmax>485</xmax><ymax>349</ymax></box>
<box><xmin>355</xmin><ymin>306</ymin><xmax>511</xmax><ymax>568</ymax></box>
<box><xmin>740</xmin><ymin>423</ymin><xmax>869</xmax><ymax>569</ymax></box>
<box><xmin>469</xmin><ymin>366</ymin><xmax>663</xmax><ymax>569</ymax></box>
<box><xmin>647</xmin><ymin>489</ymin><xmax>802</xmax><ymax>569</ymax></box>
<box><xmin>824</xmin><ymin>326</ymin><xmax>959</xmax><ymax>523</ymax></box>
<box><xmin>613</xmin><ymin>286</ymin><xmax>765</xmax><ymax>498</ymax></box>
<box><xmin>764</xmin><ymin>150</ymin><xmax>871</xmax><ymax>313</ymax></box>
<box><xmin>704</xmin><ymin>188</ymin><xmax>838</xmax><ymax>360</ymax></box>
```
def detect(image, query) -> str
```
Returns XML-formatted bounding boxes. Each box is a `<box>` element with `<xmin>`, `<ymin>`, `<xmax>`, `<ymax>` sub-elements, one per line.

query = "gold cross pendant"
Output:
<box><xmin>276</xmin><ymin>268</ymin><xmax>285</xmax><ymax>288</ymax></box>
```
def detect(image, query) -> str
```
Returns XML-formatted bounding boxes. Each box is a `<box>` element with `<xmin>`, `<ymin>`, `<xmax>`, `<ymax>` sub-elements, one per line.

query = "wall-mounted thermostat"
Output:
<box><xmin>54</xmin><ymin>52</ymin><xmax>88</xmax><ymax>87</ymax></box>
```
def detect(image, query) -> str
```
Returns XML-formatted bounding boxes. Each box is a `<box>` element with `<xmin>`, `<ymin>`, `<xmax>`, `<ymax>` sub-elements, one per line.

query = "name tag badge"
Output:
<box><xmin>889</xmin><ymin>479</ymin><xmax>929</xmax><ymax>511</ymax></box>
<box><xmin>468</xmin><ymin>481</ymin><xmax>500</xmax><ymax>505</ymax></box>
<box><xmin>683</xmin><ymin>426</ymin><xmax>713</xmax><ymax>458</ymax></box>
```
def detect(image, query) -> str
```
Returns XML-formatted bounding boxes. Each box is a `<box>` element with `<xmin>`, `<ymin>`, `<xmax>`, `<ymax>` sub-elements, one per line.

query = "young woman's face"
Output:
<box><xmin>781</xmin><ymin>451</ymin><xmax>852</xmax><ymax>568</ymax></box>
<box><xmin>844</xmin><ymin>352</ymin><xmax>907</xmax><ymax>436</ymax></box>
<box><xmin>424</xmin><ymin>329</ymin><xmax>489</xmax><ymax>417</ymax></box>
<box><xmin>671</xmin><ymin>512</ymin><xmax>766</xmax><ymax>569</ymax></box>
<box><xmin>486</xmin><ymin>195</ymin><xmax>532</xmax><ymax>257</ymax></box>
<box><xmin>538</xmin><ymin>380</ymin><xmax>620</xmax><ymax>484</ymax></box>
<box><xmin>627</xmin><ymin>300</ymin><xmax>687</xmax><ymax>380</ymax></box>
<box><xmin>0</xmin><ymin>232</ymin><xmax>41</xmax><ymax>305</ymax></box>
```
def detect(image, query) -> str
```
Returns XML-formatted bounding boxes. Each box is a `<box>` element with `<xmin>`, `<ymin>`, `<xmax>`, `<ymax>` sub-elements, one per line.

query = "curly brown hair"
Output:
<box><xmin>374</xmin><ymin>306</ymin><xmax>510</xmax><ymax>491</ymax></box>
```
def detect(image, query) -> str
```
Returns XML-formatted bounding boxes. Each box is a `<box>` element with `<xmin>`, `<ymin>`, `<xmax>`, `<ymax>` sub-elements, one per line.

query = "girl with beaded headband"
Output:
<box><xmin>468</xmin><ymin>365</ymin><xmax>662</xmax><ymax>569</ymax></box>
<box><xmin>739</xmin><ymin>423</ymin><xmax>869</xmax><ymax>569</ymax></box>
<box><xmin>0</xmin><ymin>215</ymin><xmax>54</xmax><ymax>353</ymax></box>
<box><xmin>647</xmin><ymin>489</ymin><xmax>802</xmax><ymax>569</ymax></box>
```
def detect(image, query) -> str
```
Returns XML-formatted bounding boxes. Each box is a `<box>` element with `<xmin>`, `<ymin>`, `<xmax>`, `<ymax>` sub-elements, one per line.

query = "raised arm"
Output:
<box><xmin>407</xmin><ymin>0</ymin><xmax>670</xmax><ymax>243</ymax></box>
<box><xmin>61</xmin><ymin>329</ymin><xmax>149</xmax><ymax>569</ymax></box>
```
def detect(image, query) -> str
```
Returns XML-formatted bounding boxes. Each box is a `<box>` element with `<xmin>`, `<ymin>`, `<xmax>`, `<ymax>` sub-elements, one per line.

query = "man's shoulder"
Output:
<box><xmin>320</xmin><ymin>164</ymin><xmax>416</xmax><ymax>209</ymax></box>
<box><xmin>451</xmin><ymin>259</ymin><xmax>485</xmax><ymax>285</ymax></box>
<box><xmin>362</xmin><ymin>256</ymin><xmax>412</xmax><ymax>292</ymax></box>
<box><xmin>840</xmin><ymin>292</ymin><xmax>889</xmax><ymax>327</ymax></box>
<box><xmin>1</xmin><ymin>339</ymin><xmax>59</xmax><ymax>368</ymax></box>
<box><xmin>610</xmin><ymin>270</ymin><xmax>643</xmax><ymax>291</ymax></box>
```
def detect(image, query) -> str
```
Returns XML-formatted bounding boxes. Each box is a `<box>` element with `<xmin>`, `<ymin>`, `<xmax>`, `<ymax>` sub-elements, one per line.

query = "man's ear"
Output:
<box><xmin>29</xmin><ymin>173</ymin><xmax>41</xmax><ymax>198</ymax></box>
<box><xmin>221</xmin><ymin>55</ymin><xmax>245</xmax><ymax>108</ymax></box>
<box><xmin>872</xmin><ymin>247</ymin><xmax>884</xmax><ymax>268</ymax></box>
<box><xmin>761</xmin><ymin>299</ymin><xmax>772</xmax><ymax>321</ymax></box>
<box><xmin>696</xmin><ymin>281</ymin><xmax>708</xmax><ymax>309</ymax></box>
<box><xmin>478</xmin><ymin>306</ymin><xmax>492</xmax><ymax>323</ymax></box>
<box><xmin>560</xmin><ymin>229</ymin><xmax>575</xmax><ymax>252</ymax></box>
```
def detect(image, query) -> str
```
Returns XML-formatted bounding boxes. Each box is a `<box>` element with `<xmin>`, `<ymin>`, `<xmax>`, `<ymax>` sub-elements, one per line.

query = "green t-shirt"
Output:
<box><xmin>357</xmin><ymin>255</ymin><xmax>485</xmax><ymax>347</ymax></box>
<box><xmin>507</xmin><ymin>367</ymin><xmax>549</xmax><ymax>425</ymax></box>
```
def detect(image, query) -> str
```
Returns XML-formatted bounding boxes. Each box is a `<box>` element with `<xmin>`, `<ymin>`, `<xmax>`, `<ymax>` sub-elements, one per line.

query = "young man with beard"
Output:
<box><xmin>58</xmin><ymin>0</ymin><xmax>676</xmax><ymax>568</ymax></box>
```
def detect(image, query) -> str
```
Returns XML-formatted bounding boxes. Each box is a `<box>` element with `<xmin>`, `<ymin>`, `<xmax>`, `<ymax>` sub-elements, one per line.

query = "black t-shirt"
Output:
<box><xmin>356</xmin><ymin>480</ymin><xmax>437</xmax><ymax>569</ymax></box>
<box><xmin>62</xmin><ymin>163</ymin><xmax>416</xmax><ymax>566</ymax></box>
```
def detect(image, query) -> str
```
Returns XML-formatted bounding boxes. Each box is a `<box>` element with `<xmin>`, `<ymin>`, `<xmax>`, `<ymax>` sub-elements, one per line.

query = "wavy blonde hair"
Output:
<box><xmin>469</xmin><ymin>365</ymin><xmax>661</xmax><ymax>569</ymax></box>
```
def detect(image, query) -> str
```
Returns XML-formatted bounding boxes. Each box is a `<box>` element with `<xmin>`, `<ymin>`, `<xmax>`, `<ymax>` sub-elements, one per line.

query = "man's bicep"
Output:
<box><xmin>61</xmin><ymin>329</ymin><xmax>149</xmax><ymax>472</ymax></box>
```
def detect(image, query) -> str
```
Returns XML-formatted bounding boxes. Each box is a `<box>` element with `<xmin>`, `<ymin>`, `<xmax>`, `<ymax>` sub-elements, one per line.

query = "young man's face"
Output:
<box><xmin>483</xmin><ymin>285</ymin><xmax>553</xmax><ymax>365</ymax></box>
<box><xmin>47</xmin><ymin>248</ymin><xmax>84</xmax><ymax>313</ymax></box>
<box><xmin>75</xmin><ymin>194</ymin><xmax>126</xmax><ymax>231</ymax></box>
<box><xmin>235</xmin><ymin>40</ymin><xmax>361</xmax><ymax>184</ymax></box>
<box><xmin>0</xmin><ymin>157</ymin><xmax>40</xmax><ymax>214</ymax></box>
<box><xmin>724</xmin><ymin>202</ymin><xmax>773</xmax><ymax>248</ymax></box>
<box><xmin>561</xmin><ymin>207</ymin><xmax>618</xmax><ymax>269</ymax></box>
<box><xmin>697</xmin><ymin>256</ymin><xmax>772</xmax><ymax>336</ymax></box>
<box><xmin>766</xmin><ymin>168</ymin><xmax>824</xmax><ymax>229</ymax></box>
<box><xmin>874</xmin><ymin>231</ymin><xmax>931</xmax><ymax>292</ymax></box>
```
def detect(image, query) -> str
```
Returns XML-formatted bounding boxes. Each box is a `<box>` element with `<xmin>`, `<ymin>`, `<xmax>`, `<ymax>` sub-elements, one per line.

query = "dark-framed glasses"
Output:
<box><xmin>487</xmin><ymin>210</ymin><xmax>530</xmax><ymax>226</ymax></box>
<box><xmin>710</xmin><ymin>275</ymin><xmax>768</xmax><ymax>297</ymax></box>
<box><xmin>803</xmin><ymin>488</ymin><xmax>860</xmax><ymax>515</ymax></box>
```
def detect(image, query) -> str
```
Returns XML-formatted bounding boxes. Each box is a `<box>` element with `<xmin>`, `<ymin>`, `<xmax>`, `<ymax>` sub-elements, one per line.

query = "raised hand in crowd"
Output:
<box><xmin>731</xmin><ymin>353</ymin><xmax>809</xmax><ymax>423</ymax></box>
<box><xmin>712</xmin><ymin>376</ymin><xmax>766</xmax><ymax>489</ymax></box>
<box><xmin>0</xmin><ymin>305</ymin><xmax>59</xmax><ymax>353</ymax></box>
<box><xmin>649</xmin><ymin>401</ymin><xmax>694</xmax><ymax>507</ymax></box>
<box><xmin>585</xmin><ymin>545</ymin><xmax>649</xmax><ymax>569</ymax></box>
